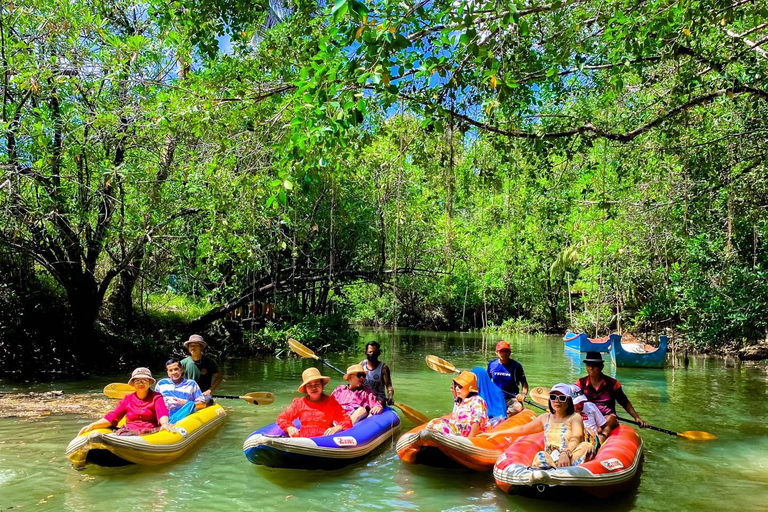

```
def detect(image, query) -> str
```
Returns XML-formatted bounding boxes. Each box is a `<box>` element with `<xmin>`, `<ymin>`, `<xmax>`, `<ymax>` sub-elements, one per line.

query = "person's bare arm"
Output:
<box><xmin>208</xmin><ymin>371</ymin><xmax>223</xmax><ymax>394</ymax></box>
<box><xmin>382</xmin><ymin>364</ymin><xmax>394</xmax><ymax>405</ymax></box>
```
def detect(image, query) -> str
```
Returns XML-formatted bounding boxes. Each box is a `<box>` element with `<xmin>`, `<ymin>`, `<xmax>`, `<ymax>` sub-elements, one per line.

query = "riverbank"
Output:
<box><xmin>0</xmin><ymin>391</ymin><xmax>112</xmax><ymax>419</ymax></box>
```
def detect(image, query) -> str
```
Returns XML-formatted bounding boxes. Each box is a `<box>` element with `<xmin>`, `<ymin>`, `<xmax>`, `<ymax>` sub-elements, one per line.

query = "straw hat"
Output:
<box><xmin>183</xmin><ymin>334</ymin><xmax>208</xmax><ymax>349</ymax></box>
<box><xmin>128</xmin><ymin>367</ymin><xmax>156</xmax><ymax>386</ymax></box>
<box><xmin>452</xmin><ymin>370</ymin><xmax>479</xmax><ymax>394</ymax></box>
<box><xmin>298</xmin><ymin>367</ymin><xmax>331</xmax><ymax>393</ymax></box>
<box><xmin>343</xmin><ymin>364</ymin><xmax>366</xmax><ymax>381</ymax></box>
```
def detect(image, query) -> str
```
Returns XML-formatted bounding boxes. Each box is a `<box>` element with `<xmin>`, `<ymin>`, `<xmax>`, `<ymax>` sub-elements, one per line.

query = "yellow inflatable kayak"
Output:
<box><xmin>66</xmin><ymin>404</ymin><xmax>227</xmax><ymax>469</ymax></box>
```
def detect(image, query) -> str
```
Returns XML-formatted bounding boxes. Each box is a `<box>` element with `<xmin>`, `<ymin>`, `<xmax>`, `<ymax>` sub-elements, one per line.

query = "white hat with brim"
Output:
<box><xmin>128</xmin><ymin>367</ymin><xmax>156</xmax><ymax>386</ymax></box>
<box><xmin>184</xmin><ymin>334</ymin><xmax>208</xmax><ymax>349</ymax></box>
<box><xmin>570</xmin><ymin>384</ymin><xmax>587</xmax><ymax>404</ymax></box>
<box><xmin>298</xmin><ymin>367</ymin><xmax>331</xmax><ymax>393</ymax></box>
<box><xmin>549</xmin><ymin>383</ymin><xmax>572</xmax><ymax>399</ymax></box>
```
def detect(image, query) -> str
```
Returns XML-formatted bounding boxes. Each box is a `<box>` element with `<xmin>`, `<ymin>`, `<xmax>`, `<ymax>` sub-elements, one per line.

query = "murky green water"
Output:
<box><xmin>2</xmin><ymin>329</ymin><xmax>767</xmax><ymax>511</ymax></box>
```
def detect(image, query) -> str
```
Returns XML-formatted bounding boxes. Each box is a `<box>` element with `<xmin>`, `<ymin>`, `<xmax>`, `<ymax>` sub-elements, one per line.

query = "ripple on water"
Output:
<box><xmin>0</xmin><ymin>469</ymin><xmax>15</xmax><ymax>486</ymax></box>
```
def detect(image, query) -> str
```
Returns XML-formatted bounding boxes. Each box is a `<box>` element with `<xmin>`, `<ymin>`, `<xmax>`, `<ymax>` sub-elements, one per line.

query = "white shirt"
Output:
<box><xmin>580</xmin><ymin>401</ymin><xmax>607</xmax><ymax>434</ymax></box>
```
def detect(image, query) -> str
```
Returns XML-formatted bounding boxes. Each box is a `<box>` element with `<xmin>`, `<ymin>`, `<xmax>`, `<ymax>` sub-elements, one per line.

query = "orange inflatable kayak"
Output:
<box><xmin>396</xmin><ymin>408</ymin><xmax>538</xmax><ymax>471</ymax></box>
<box><xmin>493</xmin><ymin>424</ymin><xmax>643</xmax><ymax>498</ymax></box>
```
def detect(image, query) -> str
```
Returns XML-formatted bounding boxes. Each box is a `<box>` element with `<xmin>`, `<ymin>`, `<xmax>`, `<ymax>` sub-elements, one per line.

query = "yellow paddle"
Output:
<box><xmin>528</xmin><ymin>387</ymin><xmax>716</xmax><ymax>441</ymax></box>
<box><xmin>424</xmin><ymin>354</ymin><xmax>545</xmax><ymax>411</ymax></box>
<box><xmin>425</xmin><ymin>354</ymin><xmax>460</xmax><ymax>374</ymax></box>
<box><xmin>287</xmin><ymin>338</ymin><xmax>429</xmax><ymax>424</ymax></box>
<box><xmin>103</xmin><ymin>383</ymin><xmax>275</xmax><ymax>405</ymax></box>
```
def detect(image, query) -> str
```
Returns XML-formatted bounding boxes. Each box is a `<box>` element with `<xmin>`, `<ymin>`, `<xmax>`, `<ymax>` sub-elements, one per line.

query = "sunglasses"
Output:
<box><xmin>353</xmin><ymin>373</ymin><xmax>366</xmax><ymax>378</ymax></box>
<box><xmin>452</xmin><ymin>382</ymin><xmax>463</xmax><ymax>389</ymax></box>
<box><xmin>133</xmin><ymin>378</ymin><xmax>151</xmax><ymax>384</ymax></box>
<box><xmin>549</xmin><ymin>393</ymin><xmax>569</xmax><ymax>402</ymax></box>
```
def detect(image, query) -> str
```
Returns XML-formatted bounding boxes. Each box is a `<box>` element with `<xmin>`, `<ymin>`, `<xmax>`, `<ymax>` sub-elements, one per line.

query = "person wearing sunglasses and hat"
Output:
<box><xmin>276</xmin><ymin>367</ymin><xmax>353</xmax><ymax>438</ymax></box>
<box><xmin>78</xmin><ymin>368</ymin><xmax>175</xmax><ymax>436</ymax></box>
<box><xmin>487</xmin><ymin>341</ymin><xmax>528</xmax><ymax>416</ymax></box>
<box><xmin>180</xmin><ymin>334</ymin><xmax>223</xmax><ymax>405</ymax></box>
<box><xmin>480</xmin><ymin>383</ymin><xmax>594</xmax><ymax>468</ymax></box>
<box><xmin>331</xmin><ymin>364</ymin><xmax>383</xmax><ymax>424</ymax></box>
<box><xmin>425</xmin><ymin>371</ymin><xmax>489</xmax><ymax>438</ymax></box>
<box><xmin>575</xmin><ymin>352</ymin><xmax>649</xmax><ymax>438</ymax></box>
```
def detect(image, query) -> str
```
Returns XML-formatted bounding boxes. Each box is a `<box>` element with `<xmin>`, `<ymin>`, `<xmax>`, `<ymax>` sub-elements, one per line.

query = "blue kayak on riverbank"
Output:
<box><xmin>563</xmin><ymin>332</ymin><xmax>616</xmax><ymax>353</ymax></box>
<box><xmin>610</xmin><ymin>335</ymin><xmax>668</xmax><ymax>368</ymax></box>
<box><xmin>243</xmin><ymin>408</ymin><xmax>400</xmax><ymax>469</ymax></box>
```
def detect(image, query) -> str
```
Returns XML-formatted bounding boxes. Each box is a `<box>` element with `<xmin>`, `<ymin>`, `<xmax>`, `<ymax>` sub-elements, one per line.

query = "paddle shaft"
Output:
<box><xmin>528</xmin><ymin>388</ymin><xmax>685</xmax><ymax>436</ymax></box>
<box><xmin>616</xmin><ymin>415</ymin><xmax>679</xmax><ymax>436</ymax></box>
<box><xmin>312</xmin><ymin>355</ymin><xmax>346</xmax><ymax>377</ymax></box>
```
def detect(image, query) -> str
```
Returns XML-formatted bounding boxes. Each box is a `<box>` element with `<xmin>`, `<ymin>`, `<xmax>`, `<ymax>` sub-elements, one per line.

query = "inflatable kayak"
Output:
<box><xmin>493</xmin><ymin>424</ymin><xmax>643</xmax><ymax>498</ymax></box>
<box><xmin>66</xmin><ymin>404</ymin><xmax>227</xmax><ymax>469</ymax></box>
<box><xmin>396</xmin><ymin>408</ymin><xmax>538</xmax><ymax>471</ymax></box>
<box><xmin>243</xmin><ymin>408</ymin><xmax>400</xmax><ymax>469</ymax></box>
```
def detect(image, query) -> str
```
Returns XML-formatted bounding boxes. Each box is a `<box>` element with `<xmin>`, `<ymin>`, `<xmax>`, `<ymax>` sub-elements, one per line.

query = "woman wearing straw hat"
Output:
<box><xmin>276</xmin><ymin>367</ymin><xmax>353</xmax><ymax>438</ymax></box>
<box><xmin>425</xmin><ymin>371</ymin><xmax>489</xmax><ymax>438</ymax></box>
<box><xmin>78</xmin><ymin>368</ymin><xmax>175</xmax><ymax>436</ymax></box>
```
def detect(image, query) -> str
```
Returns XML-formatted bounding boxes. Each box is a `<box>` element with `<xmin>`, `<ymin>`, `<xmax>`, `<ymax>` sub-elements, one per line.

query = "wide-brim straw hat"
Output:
<box><xmin>183</xmin><ymin>334</ymin><xmax>208</xmax><ymax>349</ymax></box>
<box><xmin>128</xmin><ymin>367</ymin><xmax>156</xmax><ymax>386</ymax></box>
<box><xmin>453</xmin><ymin>370</ymin><xmax>479</xmax><ymax>394</ymax></box>
<box><xmin>298</xmin><ymin>367</ymin><xmax>331</xmax><ymax>393</ymax></box>
<box><xmin>343</xmin><ymin>364</ymin><xmax>366</xmax><ymax>381</ymax></box>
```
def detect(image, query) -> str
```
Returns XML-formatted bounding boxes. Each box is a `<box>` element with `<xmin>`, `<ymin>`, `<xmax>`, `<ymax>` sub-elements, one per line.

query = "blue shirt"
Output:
<box><xmin>487</xmin><ymin>359</ymin><xmax>526</xmax><ymax>396</ymax></box>
<box><xmin>155</xmin><ymin>377</ymin><xmax>203</xmax><ymax>413</ymax></box>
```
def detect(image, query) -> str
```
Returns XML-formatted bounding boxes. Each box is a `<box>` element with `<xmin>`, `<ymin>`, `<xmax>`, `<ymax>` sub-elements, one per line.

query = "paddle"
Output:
<box><xmin>528</xmin><ymin>387</ymin><xmax>716</xmax><ymax>441</ymax></box>
<box><xmin>103</xmin><ymin>383</ymin><xmax>275</xmax><ymax>405</ymax></box>
<box><xmin>287</xmin><ymin>338</ymin><xmax>429</xmax><ymax>424</ymax></box>
<box><xmin>424</xmin><ymin>354</ymin><xmax>544</xmax><ymax>411</ymax></box>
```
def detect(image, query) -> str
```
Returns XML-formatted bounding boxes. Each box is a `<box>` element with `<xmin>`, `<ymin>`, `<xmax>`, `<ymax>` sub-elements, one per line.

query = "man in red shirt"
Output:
<box><xmin>575</xmin><ymin>352</ymin><xmax>649</xmax><ymax>437</ymax></box>
<box><xmin>277</xmin><ymin>367</ymin><xmax>353</xmax><ymax>438</ymax></box>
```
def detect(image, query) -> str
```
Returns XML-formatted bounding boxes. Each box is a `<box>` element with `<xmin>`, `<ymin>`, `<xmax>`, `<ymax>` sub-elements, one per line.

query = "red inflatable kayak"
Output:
<box><xmin>493</xmin><ymin>424</ymin><xmax>643</xmax><ymax>498</ymax></box>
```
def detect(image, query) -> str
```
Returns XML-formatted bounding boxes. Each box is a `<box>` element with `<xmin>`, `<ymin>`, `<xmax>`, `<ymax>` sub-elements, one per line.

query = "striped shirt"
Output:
<box><xmin>155</xmin><ymin>377</ymin><xmax>204</xmax><ymax>413</ymax></box>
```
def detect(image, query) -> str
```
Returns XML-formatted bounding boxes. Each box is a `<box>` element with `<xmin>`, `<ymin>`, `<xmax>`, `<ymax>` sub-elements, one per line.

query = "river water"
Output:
<box><xmin>1</xmin><ymin>329</ymin><xmax>767</xmax><ymax>511</ymax></box>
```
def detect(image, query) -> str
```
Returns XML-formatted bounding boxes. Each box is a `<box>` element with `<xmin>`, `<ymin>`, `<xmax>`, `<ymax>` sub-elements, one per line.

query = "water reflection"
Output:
<box><xmin>0</xmin><ymin>329</ymin><xmax>766</xmax><ymax>511</ymax></box>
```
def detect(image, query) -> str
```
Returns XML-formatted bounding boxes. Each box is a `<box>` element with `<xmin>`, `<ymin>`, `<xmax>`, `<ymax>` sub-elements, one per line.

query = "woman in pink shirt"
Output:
<box><xmin>331</xmin><ymin>364</ymin><xmax>383</xmax><ymax>424</ymax></box>
<box><xmin>78</xmin><ymin>368</ymin><xmax>174</xmax><ymax>436</ymax></box>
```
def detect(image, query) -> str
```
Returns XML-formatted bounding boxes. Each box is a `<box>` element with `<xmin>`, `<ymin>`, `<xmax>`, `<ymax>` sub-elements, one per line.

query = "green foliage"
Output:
<box><xmin>3</xmin><ymin>0</ymin><xmax>768</xmax><ymax>377</ymax></box>
<box><xmin>243</xmin><ymin>314</ymin><xmax>360</xmax><ymax>355</ymax></box>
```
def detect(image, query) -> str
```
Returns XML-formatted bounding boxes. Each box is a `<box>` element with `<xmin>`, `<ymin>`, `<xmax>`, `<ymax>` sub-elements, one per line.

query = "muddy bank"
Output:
<box><xmin>0</xmin><ymin>391</ymin><xmax>113</xmax><ymax>419</ymax></box>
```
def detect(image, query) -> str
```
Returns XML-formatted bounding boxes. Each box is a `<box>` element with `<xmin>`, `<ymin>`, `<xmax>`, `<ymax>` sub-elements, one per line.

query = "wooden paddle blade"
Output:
<box><xmin>677</xmin><ymin>430</ymin><xmax>717</xmax><ymax>441</ymax></box>
<box><xmin>425</xmin><ymin>355</ymin><xmax>459</xmax><ymax>374</ymax></box>
<box><xmin>394</xmin><ymin>402</ymin><xmax>429</xmax><ymax>424</ymax></box>
<box><xmin>287</xmin><ymin>338</ymin><xmax>320</xmax><ymax>360</ymax></box>
<box><xmin>529</xmin><ymin>386</ymin><xmax>550</xmax><ymax>406</ymax></box>
<box><xmin>103</xmin><ymin>383</ymin><xmax>134</xmax><ymax>399</ymax></box>
<box><xmin>241</xmin><ymin>392</ymin><xmax>275</xmax><ymax>405</ymax></box>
